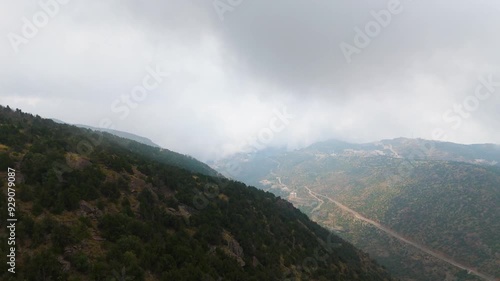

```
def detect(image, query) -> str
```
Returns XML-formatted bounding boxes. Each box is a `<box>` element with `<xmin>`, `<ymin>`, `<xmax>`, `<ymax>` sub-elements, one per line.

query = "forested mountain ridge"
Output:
<box><xmin>54</xmin><ymin>117</ymin><xmax>218</xmax><ymax>177</ymax></box>
<box><xmin>214</xmin><ymin>139</ymin><xmax>500</xmax><ymax>281</ymax></box>
<box><xmin>0</xmin><ymin>105</ymin><xmax>394</xmax><ymax>280</ymax></box>
<box><xmin>73</xmin><ymin>124</ymin><xmax>161</xmax><ymax>148</ymax></box>
<box><xmin>306</xmin><ymin>138</ymin><xmax>500</xmax><ymax>166</ymax></box>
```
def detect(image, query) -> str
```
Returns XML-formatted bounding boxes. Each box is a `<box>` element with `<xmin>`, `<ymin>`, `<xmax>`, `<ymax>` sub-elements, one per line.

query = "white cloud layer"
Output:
<box><xmin>1</xmin><ymin>0</ymin><xmax>499</xmax><ymax>160</ymax></box>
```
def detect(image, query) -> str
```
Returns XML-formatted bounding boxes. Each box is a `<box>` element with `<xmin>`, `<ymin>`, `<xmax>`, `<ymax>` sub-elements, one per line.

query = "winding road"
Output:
<box><xmin>306</xmin><ymin>186</ymin><xmax>324</xmax><ymax>214</ymax></box>
<box><xmin>303</xmin><ymin>186</ymin><xmax>497</xmax><ymax>281</ymax></box>
<box><xmin>267</xmin><ymin>157</ymin><xmax>496</xmax><ymax>280</ymax></box>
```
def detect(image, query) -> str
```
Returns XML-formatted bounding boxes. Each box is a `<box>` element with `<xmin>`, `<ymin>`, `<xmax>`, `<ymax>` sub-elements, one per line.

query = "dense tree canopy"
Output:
<box><xmin>0</xmin><ymin>105</ymin><xmax>393</xmax><ymax>280</ymax></box>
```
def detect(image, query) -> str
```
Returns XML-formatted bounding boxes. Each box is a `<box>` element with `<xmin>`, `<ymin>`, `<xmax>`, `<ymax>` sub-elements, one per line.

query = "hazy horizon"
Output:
<box><xmin>2</xmin><ymin>0</ymin><xmax>500</xmax><ymax>161</ymax></box>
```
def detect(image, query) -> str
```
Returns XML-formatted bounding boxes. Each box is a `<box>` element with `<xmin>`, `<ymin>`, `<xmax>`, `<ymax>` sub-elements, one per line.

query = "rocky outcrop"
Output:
<box><xmin>57</xmin><ymin>256</ymin><xmax>71</xmax><ymax>272</ymax></box>
<box><xmin>79</xmin><ymin>200</ymin><xmax>102</xmax><ymax>219</ymax></box>
<box><xmin>221</xmin><ymin>230</ymin><xmax>245</xmax><ymax>267</ymax></box>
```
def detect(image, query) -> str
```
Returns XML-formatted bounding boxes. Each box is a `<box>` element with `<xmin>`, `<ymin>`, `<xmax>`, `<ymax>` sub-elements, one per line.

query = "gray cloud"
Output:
<box><xmin>1</xmin><ymin>0</ymin><xmax>499</xmax><ymax>161</ymax></box>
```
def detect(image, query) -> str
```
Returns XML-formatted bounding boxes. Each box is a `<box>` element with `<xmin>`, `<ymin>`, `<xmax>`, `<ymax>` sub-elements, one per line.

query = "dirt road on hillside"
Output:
<box><xmin>303</xmin><ymin>186</ymin><xmax>497</xmax><ymax>281</ymax></box>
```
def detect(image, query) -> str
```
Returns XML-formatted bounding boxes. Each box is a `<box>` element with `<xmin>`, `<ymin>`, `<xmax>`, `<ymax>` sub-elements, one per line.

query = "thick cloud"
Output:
<box><xmin>1</xmin><ymin>0</ymin><xmax>499</xmax><ymax>160</ymax></box>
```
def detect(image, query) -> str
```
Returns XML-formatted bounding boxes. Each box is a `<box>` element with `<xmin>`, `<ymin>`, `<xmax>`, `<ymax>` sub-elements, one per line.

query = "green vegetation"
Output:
<box><xmin>0</xmin><ymin>105</ymin><xmax>393</xmax><ymax>280</ymax></box>
<box><xmin>216</xmin><ymin>140</ymin><xmax>500</xmax><ymax>280</ymax></box>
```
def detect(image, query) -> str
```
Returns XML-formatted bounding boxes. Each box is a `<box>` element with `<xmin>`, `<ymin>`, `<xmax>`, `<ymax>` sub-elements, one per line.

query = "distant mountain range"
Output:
<box><xmin>52</xmin><ymin>119</ymin><xmax>161</xmax><ymax>148</ymax></box>
<box><xmin>45</xmin><ymin>117</ymin><xmax>500</xmax><ymax>280</ymax></box>
<box><xmin>309</xmin><ymin>138</ymin><xmax>500</xmax><ymax>166</ymax></box>
<box><xmin>213</xmin><ymin>138</ymin><xmax>500</xmax><ymax>281</ymax></box>
<box><xmin>75</xmin><ymin>125</ymin><xmax>161</xmax><ymax>148</ymax></box>
<box><xmin>0</xmin><ymin>106</ymin><xmax>394</xmax><ymax>280</ymax></box>
<box><xmin>50</xmin><ymin>119</ymin><xmax>219</xmax><ymax>177</ymax></box>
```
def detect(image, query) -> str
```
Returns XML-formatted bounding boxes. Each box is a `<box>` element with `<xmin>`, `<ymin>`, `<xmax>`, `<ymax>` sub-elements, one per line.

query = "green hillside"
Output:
<box><xmin>214</xmin><ymin>140</ymin><xmax>500</xmax><ymax>281</ymax></box>
<box><xmin>73</xmin><ymin>124</ymin><xmax>162</xmax><ymax>148</ymax></box>
<box><xmin>0</xmin><ymin>106</ymin><xmax>393</xmax><ymax>281</ymax></box>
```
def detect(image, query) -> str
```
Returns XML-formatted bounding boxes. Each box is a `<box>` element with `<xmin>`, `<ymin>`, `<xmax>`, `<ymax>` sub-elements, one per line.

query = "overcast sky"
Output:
<box><xmin>1</xmin><ymin>0</ymin><xmax>500</xmax><ymax>161</ymax></box>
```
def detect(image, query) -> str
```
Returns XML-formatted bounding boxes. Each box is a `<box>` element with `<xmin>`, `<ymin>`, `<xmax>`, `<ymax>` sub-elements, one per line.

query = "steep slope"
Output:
<box><xmin>214</xmin><ymin>139</ymin><xmax>500</xmax><ymax>281</ymax></box>
<box><xmin>0</xmin><ymin>106</ymin><xmax>393</xmax><ymax>281</ymax></box>
<box><xmin>74</xmin><ymin>124</ymin><xmax>162</xmax><ymax>148</ymax></box>
<box><xmin>53</xmin><ymin>119</ymin><xmax>217</xmax><ymax>177</ymax></box>
<box><xmin>52</xmin><ymin>119</ymin><xmax>161</xmax><ymax>149</ymax></box>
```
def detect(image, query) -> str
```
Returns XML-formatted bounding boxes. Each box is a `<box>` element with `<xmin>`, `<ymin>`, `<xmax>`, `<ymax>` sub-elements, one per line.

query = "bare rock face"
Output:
<box><xmin>177</xmin><ymin>205</ymin><xmax>192</xmax><ymax>220</ymax></box>
<box><xmin>252</xmin><ymin>256</ymin><xmax>260</xmax><ymax>268</ymax></box>
<box><xmin>57</xmin><ymin>256</ymin><xmax>71</xmax><ymax>272</ymax></box>
<box><xmin>65</xmin><ymin>153</ymin><xmax>91</xmax><ymax>170</ymax></box>
<box><xmin>64</xmin><ymin>244</ymin><xmax>82</xmax><ymax>256</ymax></box>
<box><xmin>221</xmin><ymin>230</ymin><xmax>245</xmax><ymax>267</ymax></box>
<box><xmin>79</xmin><ymin>200</ymin><xmax>103</xmax><ymax>219</ymax></box>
